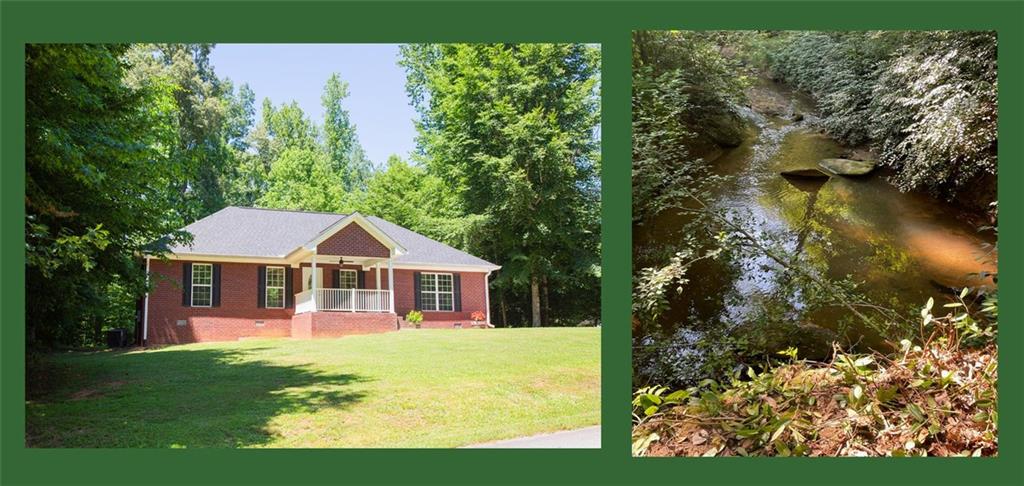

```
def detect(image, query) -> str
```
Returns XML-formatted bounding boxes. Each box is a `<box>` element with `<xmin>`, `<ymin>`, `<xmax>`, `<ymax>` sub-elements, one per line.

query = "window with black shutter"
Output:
<box><xmin>265</xmin><ymin>266</ymin><xmax>286</xmax><ymax>308</ymax></box>
<box><xmin>211</xmin><ymin>264</ymin><xmax>222</xmax><ymax>307</ymax></box>
<box><xmin>257</xmin><ymin>266</ymin><xmax>266</xmax><ymax>308</ymax></box>
<box><xmin>190</xmin><ymin>263</ymin><xmax>213</xmax><ymax>307</ymax></box>
<box><xmin>419</xmin><ymin>272</ymin><xmax>454</xmax><ymax>311</ymax></box>
<box><xmin>453</xmin><ymin>274</ymin><xmax>462</xmax><ymax>312</ymax></box>
<box><xmin>285</xmin><ymin>267</ymin><xmax>294</xmax><ymax>308</ymax></box>
<box><xmin>413</xmin><ymin>272</ymin><xmax>422</xmax><ymax>310</ymax></box>
<box><xmin>182</xmin><ymin>263</ymin><xmax>192</xmax><ymax>306</ymax></box>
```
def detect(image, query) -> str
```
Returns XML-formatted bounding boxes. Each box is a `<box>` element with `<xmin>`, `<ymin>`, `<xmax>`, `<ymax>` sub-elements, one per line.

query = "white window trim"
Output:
<box><xmin>190</xmin><ymin>263</ymin><xmax>213</xmax><ymax>308</ymax></box>
<box><xmin>421</xmin><ymin>272</ymin><xmax>454</xmax><ymax>312</ymax></box>
<box><xmin>266</xmin><ymin>266</ymin><xmax>286</xmax><ymax>309</ymax></box>
<box><xmin>338</xmin><ymin>269</ymin><xmax>358</xmax><ymax>289</ymax></box>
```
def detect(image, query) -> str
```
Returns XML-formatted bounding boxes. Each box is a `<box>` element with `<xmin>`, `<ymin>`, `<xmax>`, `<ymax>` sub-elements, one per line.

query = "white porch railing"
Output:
<box><xmin>294</xmin><ymin>288</ymin><xmax>392</xmax><ymax>313</ymax></box>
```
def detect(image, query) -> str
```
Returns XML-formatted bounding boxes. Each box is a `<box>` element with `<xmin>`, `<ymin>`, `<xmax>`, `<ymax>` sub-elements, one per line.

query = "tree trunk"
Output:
<box><xmin>542</xmin><ymin>275</ymin><xmax>550</xmax><ymax>326</ymax></box>
<box><xmin>531</xmin><ymin>274</ymin><xmax>542</xmax><ymax>327</ymax></box>
<box><xmin>500</xmin><ymin>292</ymin><xmax>508</xmax><ymax>328</ymax></box>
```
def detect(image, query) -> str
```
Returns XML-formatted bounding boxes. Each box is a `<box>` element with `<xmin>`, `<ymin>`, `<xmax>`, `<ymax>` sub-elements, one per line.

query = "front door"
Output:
<box><xmin>302</xmin><ymin>267</ymin><xmax>324</xmax><ymax>291</ymax></box>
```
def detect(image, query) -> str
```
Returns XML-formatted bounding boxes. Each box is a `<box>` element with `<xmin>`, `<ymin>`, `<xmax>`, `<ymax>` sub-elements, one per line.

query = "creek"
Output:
<box><xmin>633</xmin><ymin>80</ymin><xmax>997</xmax><ymax>387</ymax></box>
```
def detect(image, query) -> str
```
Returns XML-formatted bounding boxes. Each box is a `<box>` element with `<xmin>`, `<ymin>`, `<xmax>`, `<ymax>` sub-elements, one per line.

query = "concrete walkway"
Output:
<box><xmin>462</xmin><ymin>426</ymin><xmax>601</xmax><ymax>449</ymax></box>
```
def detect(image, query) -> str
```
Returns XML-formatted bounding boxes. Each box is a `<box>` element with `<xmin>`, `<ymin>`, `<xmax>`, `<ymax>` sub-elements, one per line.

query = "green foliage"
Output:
<box><xmin>767</xmin><ymin>31</ymin><xmax>997</xmax><ymax>199</ymax></box>
<box><xmin>633</xmin><ymin>31</ymin><xmax>748</xmax><ymax>151</ymax></box>
<box><xmin>401</xmin><ymin>43</ymin><xmax>601</xmax><ymax>326</ymax></box>
<box><xmin>404</xmin><ymin>310</ymin><xmax>424</xmax><ymax>324</ymax></box>
<box><xmin>634</xmin><ymin>295</ymin><xmax>997</xmax><ymax>457</ymax></box>
<box><xmin>124</xmin><ymin>44</ymin><xmax>248</xmax><ymax>220</ymax></box>
<box><xmin>356</xmin><ymin>155</ymin><xmax>478</xmax><ymax>248</ymax></box>
<box><xmin>25</xmin><ymin>44</ymin><xmax>192</xmax><ymax>346</ymax></box>
<box><xmin>633</xmin><ymin>385</ymin><xmax>690</xmax><ymax>420</ymax></box>
<box><xmin>631</xmin><ymin>32</ymin><xmax>750</xmax><ymax>221</ymax></box>
<box><xmin>633</xmin><ymin>249</ymin><xmax>722</xmax><ymax>325</ymax></box>
<box><xmin>260</xmin><ymin>99</ymin><xmax>320</xmax><ymax>154</ymax></box>
<box><xmin>322</xmin><ymin>73</ymin><xmax>373</xmax><ymax>190</ymax></box>
<box><xmin>259</xmin><ymin>147</ymin><xmax>350</xmax><ymax>212</ymax></box>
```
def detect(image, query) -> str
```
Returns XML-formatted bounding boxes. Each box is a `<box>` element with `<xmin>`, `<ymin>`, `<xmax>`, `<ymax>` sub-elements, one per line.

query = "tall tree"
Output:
<box><xmin>400</xmin><ymin>43</ymin><xmax>601</xmax><ymax>327</ymax></box>
<box><xmin>259</xmin><ymin>147</ymin><xmax>349</xmax><ymax>212</ymax></box>
<box><xmin>358</xmin><ymin>155</ymin><xmax>478</xmax><ymax>248</ymax></box>
<box><xmin>25</xmin><ymin>44</ymin><xmax>189</xmax><ymax>346</ymax></box>
<box><xmin>261</xmin><ymin>99</ymin><xmax>320</xmax><ymax>154</ymax></box>
<box><xmin>124</xmin><ymin>44</ymin><xmax>235</xmax><ymax>220</ymax></box>
<box><xmin>322</xmin><ymin>74</ymin><xmax>357</xmax><ymax>180</ymax></box>
<box><xmin>346</xmin><ymin>141</ymin><xmax>375</xmax><ymax>189</ymax></box>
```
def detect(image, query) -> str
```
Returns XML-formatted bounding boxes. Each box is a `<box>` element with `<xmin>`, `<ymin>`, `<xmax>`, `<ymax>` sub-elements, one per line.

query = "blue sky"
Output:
<box><xmin>210</xmin><ymin>44</ymin><xmax>418</xmax><ymax>167</ymax></box>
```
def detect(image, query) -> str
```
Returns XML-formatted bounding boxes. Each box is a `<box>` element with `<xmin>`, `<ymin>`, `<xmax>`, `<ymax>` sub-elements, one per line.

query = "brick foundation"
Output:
<box><xmin>301</xmin><ymin>311</ymin><xmax>397</xmax><ymax>337</ymax></box>
<box><xmin>399</xmin><ymin>319</ymin><xmax>488</xmax><ymax>329</ymax></box>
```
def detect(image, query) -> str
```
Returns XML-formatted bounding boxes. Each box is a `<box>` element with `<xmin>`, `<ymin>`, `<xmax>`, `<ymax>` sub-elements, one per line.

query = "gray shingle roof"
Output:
<box><xmin>167</xmin><ymin>206</ymin><xmax>499</xmax><ymax>269</ymax></box>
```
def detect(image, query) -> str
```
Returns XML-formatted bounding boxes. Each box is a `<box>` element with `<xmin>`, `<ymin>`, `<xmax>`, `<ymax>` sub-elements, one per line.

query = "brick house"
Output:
<box><xmin>141</xmin><ymin>207</ymin><xmax>500</xmax><ymax>345</ymax></box>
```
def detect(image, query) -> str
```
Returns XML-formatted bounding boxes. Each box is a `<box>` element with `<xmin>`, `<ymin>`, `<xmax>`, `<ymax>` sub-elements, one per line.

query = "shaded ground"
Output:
<box><xmin>26</xmin><ymin>328</ymin><xmax>600</xmax><ymax>448</ymax></box>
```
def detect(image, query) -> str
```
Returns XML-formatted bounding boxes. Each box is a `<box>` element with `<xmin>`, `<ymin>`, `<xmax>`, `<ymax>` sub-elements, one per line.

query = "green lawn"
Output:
<box><xmin>26</xmin><ymin>328</ymin><xmax>600</xmax><ymax>448</ymax></box>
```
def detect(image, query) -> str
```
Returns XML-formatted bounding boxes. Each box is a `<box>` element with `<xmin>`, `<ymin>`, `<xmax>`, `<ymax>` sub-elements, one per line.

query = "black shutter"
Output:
<box><xmin>212</xmin><ymin>264</ymin><xmax>222</xmax><ymax>307</ymax></box>
<box><xmin>257</xmin><ymin>266</ymin><xmax>266</xmax><ymax>308</ymax></box>
<box><xmin>285</xmin><ymin>267</ymin><xmax>294</xmax><ymax>308</ymax></box>
<box><xmin>182</xmin><ymin>263</ymin><xmax>192</xmax><ymax>306</ymax></box>
<box><xmin>413</xmin><ymin>272</ymin><xmax>422</xmax><ymax>310</ymax></box>
<box><xmin>357</xmin><ymin>271</ymin><xmax>366</xmax><ymax>289</ymax></box>
<box><xmin>453</xmin><ymin>274</ymin><xmax>462</xmax><ymax>312</ymax></box>
<box><xmin>332</xmin><ymin>269</ymin><xmax>340</xmax><ymax>288</ymax></box>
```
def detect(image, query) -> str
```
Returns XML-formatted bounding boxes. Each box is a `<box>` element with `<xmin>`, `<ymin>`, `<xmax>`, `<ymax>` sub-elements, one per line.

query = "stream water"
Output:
<box><xmin>634</xmin><ymin>81</ymin><xmax>997</xmax><ymax>388</ymax></box>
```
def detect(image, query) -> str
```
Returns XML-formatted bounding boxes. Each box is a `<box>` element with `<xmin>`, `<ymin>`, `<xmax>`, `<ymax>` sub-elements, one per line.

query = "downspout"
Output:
<box><xmin>485</xmin><ymin>270</ymin><xmax>493</xmax><ymax>327</ymax></box>
<box><xmin>142</xmin><ymin>256</ymin><xmax>151</xmax><ymax>346</ymax></box>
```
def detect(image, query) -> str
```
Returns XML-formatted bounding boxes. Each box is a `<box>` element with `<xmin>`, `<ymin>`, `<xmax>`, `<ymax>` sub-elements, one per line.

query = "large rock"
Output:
<box><xmin>780</xmin><ymin>168</ymin><xmax>830</xmax><ymax>179</ymax></box>
<box><xmin>819</xmin><ymin>158</ymin><xmax>876</xmax><ymax>176</ymax></box>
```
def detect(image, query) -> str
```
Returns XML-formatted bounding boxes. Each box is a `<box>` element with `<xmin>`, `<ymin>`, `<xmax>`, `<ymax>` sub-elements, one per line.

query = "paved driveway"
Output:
<box><xmin>462</xmin><ymin>426</ymin><xmax>601</xmax><ymax>449</ymax></box>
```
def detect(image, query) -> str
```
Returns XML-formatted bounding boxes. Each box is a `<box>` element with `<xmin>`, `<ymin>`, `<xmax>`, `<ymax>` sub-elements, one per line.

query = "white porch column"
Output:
<box><xmin>387</xmin><ymin>250</ymin><xmax>395</xmax><ymax>313</ymax></box>
<box><xmin>375</xmin><ymin>262</ymin><xmax>382</xmax><ymax>290</ymax></box>
<box><xmin>311</xmin><ymin>250</ymin><xmax>318</xmax><ymax>311</ymax></box>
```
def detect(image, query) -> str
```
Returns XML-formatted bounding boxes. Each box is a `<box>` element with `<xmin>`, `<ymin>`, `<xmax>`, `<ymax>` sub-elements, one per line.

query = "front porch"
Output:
<box><xmin>295</xmin><ymin>288</ymin><xmax>391</xmax><ymax>313</ymax></box>
<box><xmin>287</xmin><ymin>210</ymin><xmax>402</xmax><ymax>315</ymax></box>
<box><xmin>290</xmin><ymin>247</ymin><xmax>396</xmax><ymax>314</ymax></box>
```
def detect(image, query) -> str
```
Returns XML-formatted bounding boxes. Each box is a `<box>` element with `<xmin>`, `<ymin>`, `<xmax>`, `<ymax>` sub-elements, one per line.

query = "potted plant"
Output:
<box><xmin>405</xmin><ymin>310</ymin><xmax>423</xmax><ymax>329</ymax></box>
<box><xmin>470</xmin><ymin>311</ymin><xmax>486</xmax><ymax>328</ymax></box>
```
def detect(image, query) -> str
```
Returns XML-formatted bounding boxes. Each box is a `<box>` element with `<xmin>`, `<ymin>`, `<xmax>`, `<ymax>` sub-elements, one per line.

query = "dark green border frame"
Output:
<box><xmin>1</xmin><ymin>1</ymin><xmax>1021</xmax><ymax>485</ymax></box>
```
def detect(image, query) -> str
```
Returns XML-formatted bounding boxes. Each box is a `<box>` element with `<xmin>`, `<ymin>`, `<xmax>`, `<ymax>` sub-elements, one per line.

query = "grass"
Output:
<box><xmin>26</xmin><ymin>328</ymin><xmax>600</xmax><ymax>448</ymax></box>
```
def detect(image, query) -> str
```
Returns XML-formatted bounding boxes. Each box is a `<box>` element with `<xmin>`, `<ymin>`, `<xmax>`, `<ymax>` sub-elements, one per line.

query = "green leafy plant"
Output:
<box><xmin>633</xmin><ymin>294</ymin><xmax>998</xmax><ymax>457</ymax></box>
<box><xmin>405</xmin><ymin>310</ymin><xmax>424</xmax><ymax>329</ymax></box>
<box><xmin>632</xmin><ymin>385</ymin><xmax>690</xmax><ymax>422</ymax></box>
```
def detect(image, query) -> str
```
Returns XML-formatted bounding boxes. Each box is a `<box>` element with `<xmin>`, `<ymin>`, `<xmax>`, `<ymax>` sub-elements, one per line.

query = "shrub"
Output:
<box><xmin>405</xmin><ymin>310</ymin><xmax>423</xmax><ymax>326</ymax></box>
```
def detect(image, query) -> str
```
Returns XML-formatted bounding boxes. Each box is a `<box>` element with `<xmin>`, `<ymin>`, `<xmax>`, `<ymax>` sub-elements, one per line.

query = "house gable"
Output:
<box><xmin>317</xmin><ymin>222</ymin><xmax>390</xmax><ymax>258</ymax></box>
